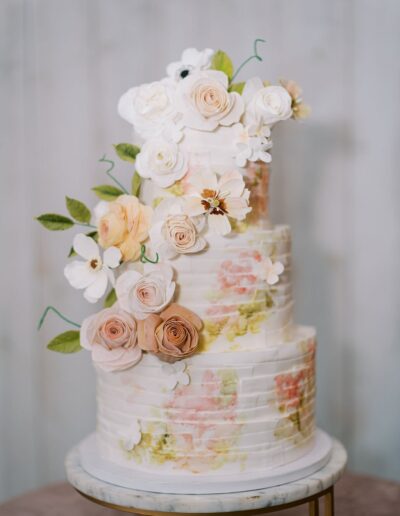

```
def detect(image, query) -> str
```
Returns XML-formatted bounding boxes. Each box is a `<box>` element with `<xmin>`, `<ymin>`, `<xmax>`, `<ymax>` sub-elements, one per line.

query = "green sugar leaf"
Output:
<box><xmin>68</xmin><ymin>231</ymin><xmax>98</xmax><ymax>257</ymax></box>
<box><xmin>65</xmin><ymin>196</ymin><xmax>91</xmax><ymax>224</ymax></box>
<box><xmin>104</xmin><ymin>288</ymin><xmax>117</xmax><ymax>308</ymax></box>
<box><xmin>92</xmin><ymin>184</ymin><xmax>124</xmax><ymax>201</ymax></box>
<box><xmin>211</xmin><ymin>50</ymin><xmax>234</xmax><ymax>81</ymax></box>
<box><xmin>114</xmin><ymin>143</ymin><xmax>141</xmax><ymax>163</ymax></box>
<box><xmin>131</xmin><ymin>171</ymin><xmax>141</xmax><ymax>197</ymax></box>
<box><xmin>229</xmin><ymin>82</ymin><xmax>245</xmax><ymax>94</ymax></box>
<box><xmin>36</xmin><ymin>213</ymin><xmax>74</xmax><ymax>231</ymax></box>
<box><xmin>47</xmin><ymin>330</ymin><xmax>82</xmax><ymax>353</ymax></box>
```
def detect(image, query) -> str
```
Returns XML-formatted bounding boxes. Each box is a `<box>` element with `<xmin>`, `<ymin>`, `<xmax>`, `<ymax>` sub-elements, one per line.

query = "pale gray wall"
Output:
<box><xmin>1</xmin><ymin>0</ymin><xmax>399</xmax><ymax>502</ymax></box>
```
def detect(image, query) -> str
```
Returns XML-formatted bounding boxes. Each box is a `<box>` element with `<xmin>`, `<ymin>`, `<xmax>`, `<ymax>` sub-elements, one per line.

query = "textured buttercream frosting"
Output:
<box><xmin>96</xmin><ymin>217</ymin><xmax>317</xmax><ymax>474</ymax></box>
<box><xmin>91</xmin><ymin>48</ymin><xmax>316</xmax><ymax>478</ymax></box>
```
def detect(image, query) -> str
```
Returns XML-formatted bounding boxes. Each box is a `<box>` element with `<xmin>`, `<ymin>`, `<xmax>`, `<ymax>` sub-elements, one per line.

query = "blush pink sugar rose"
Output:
<box><xmin>80</xmin><ymin>305</ymin><xmax>142</xmax><ymax>372</ymax></box>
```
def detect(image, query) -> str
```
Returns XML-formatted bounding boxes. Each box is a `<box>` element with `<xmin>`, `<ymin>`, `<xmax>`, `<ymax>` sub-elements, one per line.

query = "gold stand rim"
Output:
<box><xmin>76</xmin><ymin>485</ymin><xmax>335</xmax><ymax>515</ymax></box>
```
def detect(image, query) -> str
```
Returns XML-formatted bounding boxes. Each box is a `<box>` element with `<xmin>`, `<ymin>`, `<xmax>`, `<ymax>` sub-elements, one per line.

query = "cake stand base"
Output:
<box><xmin>78</xmin><ymin>429</ymin><xmax>332</xmax><ymax>494</ymax></box>
<box><xmin>65</xmin><ymin>431</ymin><xmax>347</xmax><ymax>515</ymax></box>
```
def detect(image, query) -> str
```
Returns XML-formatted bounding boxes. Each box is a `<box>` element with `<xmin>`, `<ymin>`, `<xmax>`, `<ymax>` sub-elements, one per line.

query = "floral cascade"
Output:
<box><xmin>37</xmin><ymin>41</ymin><xmax>309</xmax><ymax>374</ymax></box>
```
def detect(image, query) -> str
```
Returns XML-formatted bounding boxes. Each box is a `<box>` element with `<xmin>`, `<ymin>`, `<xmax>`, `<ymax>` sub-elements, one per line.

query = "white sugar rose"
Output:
<box><xmin>244</xmin><ymin>78</ymin><xmax>292</xmax><ymax>127</ymax></box>
<box><xmin>135</xmin><ymin>138</ymin><xmax>188</xmax><ymax>188</ymax></box>
<box><xmin>176</xmin><ymin>70</ymin><xmax>244</xmax><ymax>131</ymax></box>
<box><xmin>118</xmin><ymin>79</ymin><xmax>178</xmax><ymax>139</ymax></box>
<box><xmin>115</xmin><ymin>263</ymin><xmax>175</xmax><ymax>320</ymax></box>
<box><xmin>167</xmin><ymin>47</ymin><xmax>214</xmax><ymax>82</ymax></box>
<box><xmin>149</xmin><ymin>198</ymin><xmax>206</xmax><ymax>259</ymax></box>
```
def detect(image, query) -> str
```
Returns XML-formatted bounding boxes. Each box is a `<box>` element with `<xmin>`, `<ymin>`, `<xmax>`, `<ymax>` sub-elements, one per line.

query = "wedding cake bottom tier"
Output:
<box><xmin>96</xmin><ymin>325</ymin><xmax>316</xmax><ymax>475</ymax></box>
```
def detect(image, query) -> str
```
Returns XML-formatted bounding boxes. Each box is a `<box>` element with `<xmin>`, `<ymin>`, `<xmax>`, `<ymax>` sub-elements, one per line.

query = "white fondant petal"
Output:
<box><xmin>103</xmin><ymin>246</ymin><xmax>122</xmax><ymax>268</ymax></box>
<box><xmin>208</xmin><ymin>214</ymin><xmax>231</xmax><ymax>236</ymax></box>
<box><xmin>73</xmin><ymin>233</ymin><xmax>99</xmax><ymax>260</ymax></box>
<box><xmin>83</xmin><ymin>270</ymin><xmax>108</xmax><ymax>302</ymax></box>
<box><xmin>184</xmin><ymin>197</ymin><xmax>205</xmax><ymax>217</ymax></box>
<box><xmin>267</xmin><ymin>273</ymin><xmax>279</xmax><ymax>286</ymax></box>
<box><xmin>64</xmin><ymin>261</ymin><xmax>95</xmax><ymax>289</ymax></box>
<box><xmin>274</xmin><ymin>261</ymin><xmax>285</xmax><ymax>275</ymax></box>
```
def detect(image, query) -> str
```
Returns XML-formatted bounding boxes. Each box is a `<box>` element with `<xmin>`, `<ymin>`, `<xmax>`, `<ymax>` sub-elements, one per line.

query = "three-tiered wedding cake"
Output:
<box><xmin>38</xmin><ymin>45</ymin><xmax>319</xmax><ymax>488</ymax></box>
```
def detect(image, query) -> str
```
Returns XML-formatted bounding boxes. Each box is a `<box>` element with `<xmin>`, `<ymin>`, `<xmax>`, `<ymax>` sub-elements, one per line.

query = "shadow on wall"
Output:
<box><xmin>271</xmin><ymin>119</ymin><xmax>356</xmax><ymax>457</ymax></box>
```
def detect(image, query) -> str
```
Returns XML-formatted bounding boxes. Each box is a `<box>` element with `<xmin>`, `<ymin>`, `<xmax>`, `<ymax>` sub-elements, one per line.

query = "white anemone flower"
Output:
<box><xmin>262</xmin><ymin>257</ymin><xmax>284</xmax><ymax>285</ymax></box>
<box><xmin>64</xmin><ymin>233</ymin><xmax>121</xmax><ymax>303</ymax></box>
<box><xmin>184</xmin><ymin>170</ymin><xmax>251</xmax><ymax>236</ymax></box>
<box><xmin>166</xmin><ymin>47</ymin><xmax>214</xmax><ymax>82</ymax></box>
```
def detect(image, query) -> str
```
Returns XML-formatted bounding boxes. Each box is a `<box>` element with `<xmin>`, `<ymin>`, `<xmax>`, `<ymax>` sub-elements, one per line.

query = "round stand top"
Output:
<box><xmin>65</xmin><ymin>437</ymin><xmax>347</xmax><ymax>515</ymax></box>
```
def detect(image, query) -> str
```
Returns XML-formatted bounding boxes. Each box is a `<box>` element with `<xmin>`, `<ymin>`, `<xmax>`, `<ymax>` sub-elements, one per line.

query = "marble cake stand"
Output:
<box><xmin>66</xmin><ymin>433</ymin><xmax>346</xmax><ymax>515</ymax></box>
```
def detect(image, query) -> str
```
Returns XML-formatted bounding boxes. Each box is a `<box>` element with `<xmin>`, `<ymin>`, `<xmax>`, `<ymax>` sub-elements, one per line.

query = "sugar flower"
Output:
<box><xmin>135</xmin><ymin>137</ymin><xmax>188</xmax><ymax>188</ymax></box>
<box><xmin>280</xmin><ymin>79</ymin><xmax>311</xmax><ymax>120</ymax></box>
<box><xmin>149</xmin><ymin>197</ymin><xmax>207</xmax><ymax>259</ymax></box>
<box><xmin>176</xmin><ymin>70</ymin><xmax>244</xmax><ymax>131</ymax></box>
<box><xmin>161</xmin><ymin>361</ymin><xmax>190</xmax><ymax>390</ymax></box>
<box><xmin>233</xmin><ymin>123</ymin><xmax>272</xmax><ymax>167</ymax></box>
<box><xmin>80</xmin><ymin>305</ymin><xmax>142</xmax><ymax>372</ymax></box>
<box><xmin>121</xmin><ymin>419</ymin><xmax>142</xmax><ymax>451</ymax></box>
<box><xmin>262</xmin><ymin>257</ymin><xmax>284</xmax><ymax>285</ymax></box>
<box><xmin>137</xmin><ymin>303</ymin><xmax>202</xmax><ymax>363</ymax></box>
<box><xmin>118</xmin><ymin>79</ymin><xmax>179</xmax><ymax>140</ymax></box>
<box><xmin>184</xmin><ymin>170</ymin><xmax>251</xmax><ymax>236</ymax></box>
<box><xmin>243</xmin><ymin>77</ymin><xmax>292</xmax><ymax>127</ymax></box>
<box><xmin>97</xmin><ymin>195</ymin><xmax>153</xmax><ymax>263</ymax></box>
<box><xmin>64</xmin><ymin>233</ymin><xmax>121</xmax><ymax>303</ymax></box>
<box><xmin>115</xmin><ymin>263</ymin><xmax>175</xmax><ymax>320</ymax></box>
<box><xmin>167</xmin><ymin>47</ymin><xmax>214</xmax><ymax>82</ymax></box>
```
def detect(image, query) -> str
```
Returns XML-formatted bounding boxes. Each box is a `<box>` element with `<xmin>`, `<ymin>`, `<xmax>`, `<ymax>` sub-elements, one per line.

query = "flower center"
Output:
<box><xmin>201</xmin><ymin>189</ymin><xmax>228</xmax><ymax>216</ymax></box>
<box><xmin>89</xmin><ymin>257</ymin><xmax>102</xmax><ymax>271</ymax></box>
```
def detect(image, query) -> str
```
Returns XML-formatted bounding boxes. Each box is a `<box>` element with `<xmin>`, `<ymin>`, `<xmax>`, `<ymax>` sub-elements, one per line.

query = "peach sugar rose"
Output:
<box><xmin>137</xmin><ymin>303</ymin><xmax>202</xmax><ymax>363</ymax></box>
<box><xmin>98</xmin><ymin>195</ymin><xmax>152</xmax><ymax>262</ymax></box>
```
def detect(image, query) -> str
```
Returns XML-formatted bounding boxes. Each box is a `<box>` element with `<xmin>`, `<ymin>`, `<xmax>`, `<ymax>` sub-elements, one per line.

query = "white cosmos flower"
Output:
<box><xmin>149</xmin><ymin>198</ymin><xmax>207</xmax><ymax>259</ymax></box>
<box><xmin>262</xmin><ymin>257</ymin><xmax>284</xmax><ymax>285</ymax></box>
<box><xmin>233</xmin><ymin>123</ymin><xmax>272</xmax><ymax>167</ymax></box>
<box><xmin>121</xmin><ymin>419</ymin><xmax>142</xmax><ymax>451</ymax></box>
<box><xmin>135</xmin><ymin>137</ymin><xmax>188</xmax><ymax>188</ymax></box>
<box><xmin>115</xmin><ymin>263</ymin><xmax>175</xmax><ymax>320</ymax></box>
<box><xmin>184</xmin><ymin>170</ymin><xmax>251</xmax><ymax>236</ymax></box>
<box><xmin>64</xmin><ymin>234</ymin><xmax>121</xmax><ymax>303</ymax></box>
<box><xmin>118</xmin><ymin>79</ymin><xmax>180</xmax><ymax>140</ymax></box>
<box><xmin>167</xmin><ymin>47</ymin><xmax>214</xmax><ymax>82</ymax></box>
<box><xmin>162</xmin><ymin>361</ymin><xmax>190</xmax><ymax>390</ymax></box>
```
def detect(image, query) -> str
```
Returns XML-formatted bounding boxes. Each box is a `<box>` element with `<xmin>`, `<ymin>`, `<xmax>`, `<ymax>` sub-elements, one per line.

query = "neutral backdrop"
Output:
<box><xmin>1</xmin><ymin>0</ymin><xmax>399</xmax><ymax>503</ymax></box>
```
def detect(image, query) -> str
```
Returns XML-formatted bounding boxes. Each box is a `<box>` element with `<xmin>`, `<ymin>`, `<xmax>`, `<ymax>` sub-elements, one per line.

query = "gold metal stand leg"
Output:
<box><xmin>323</xmin><ymin>486</ymin><xmax>334</xmax><ymax>516</ymax></box>
<box><xmin>309</xmin><ymin>497</ymin><xmax>319</xmax><ymax>516</ymax></box>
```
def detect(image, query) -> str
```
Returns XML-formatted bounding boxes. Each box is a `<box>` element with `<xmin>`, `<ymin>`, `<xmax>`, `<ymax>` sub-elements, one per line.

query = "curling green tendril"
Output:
<box><xmin>38</xmin><ymin>305</ymin><xmax>81</xmax><ymax>331</ymax></box>
<box><xmin>99</xmin><ymin>154</ymin><xmax>129</xmax><ymax>194</ymax></box>
<box><xmin>140</xmin><ymin>245</ymin><xmax>159</xmax><ymax>264</ymax></box>
<box><xmin>231</xmin><ymin>38</ymin><xmax>266</xmax><ymax>83</ymax></box>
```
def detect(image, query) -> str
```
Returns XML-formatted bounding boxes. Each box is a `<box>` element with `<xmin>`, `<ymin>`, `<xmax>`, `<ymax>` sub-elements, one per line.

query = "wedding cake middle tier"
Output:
<box><xmin>175</xmin><ymin>224</ymin><xmax>294</xmax><ymax>352</ymax></box>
